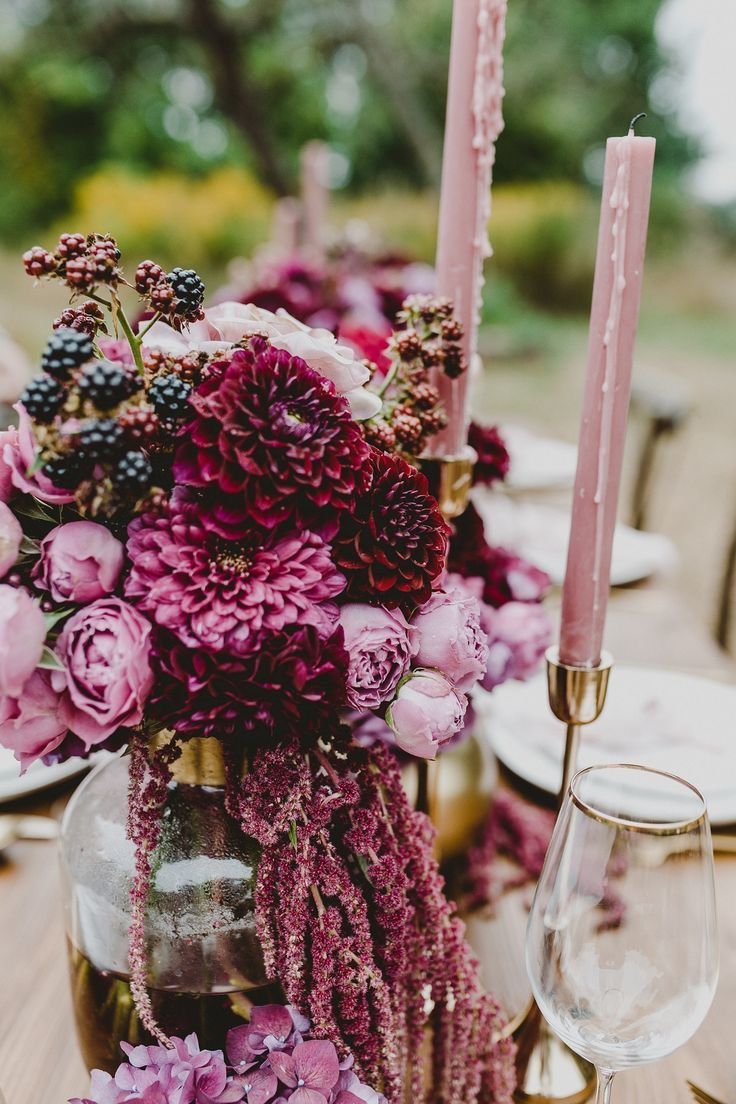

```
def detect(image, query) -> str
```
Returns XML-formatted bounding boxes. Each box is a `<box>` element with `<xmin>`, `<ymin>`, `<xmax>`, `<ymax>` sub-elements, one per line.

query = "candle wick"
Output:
<box><xmin>628</xmin><ymin>112</ymin><xmax>647</xmax><ymax>135</ymax></box>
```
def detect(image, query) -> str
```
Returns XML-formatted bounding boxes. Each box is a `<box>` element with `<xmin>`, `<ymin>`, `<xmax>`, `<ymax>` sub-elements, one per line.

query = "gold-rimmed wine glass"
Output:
<box><xmin>526</xmin><ymin>763</ymin><xmax>719</xmax><ymax>1103</ymax></box>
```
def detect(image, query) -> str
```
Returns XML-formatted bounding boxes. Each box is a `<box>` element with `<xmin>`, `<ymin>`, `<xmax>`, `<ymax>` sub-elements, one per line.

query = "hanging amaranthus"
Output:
<box><xmin>228</xmin><ymin>732</ymin><xmax>516</xmax><ymax>1104</ymax></box>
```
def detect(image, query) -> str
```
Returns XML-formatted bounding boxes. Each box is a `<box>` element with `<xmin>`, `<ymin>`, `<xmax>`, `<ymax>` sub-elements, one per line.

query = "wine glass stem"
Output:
<box><xmin>595</xmin><ymin>1070</ymin><xmax>615</xmax><ymax>1104</ymax></box>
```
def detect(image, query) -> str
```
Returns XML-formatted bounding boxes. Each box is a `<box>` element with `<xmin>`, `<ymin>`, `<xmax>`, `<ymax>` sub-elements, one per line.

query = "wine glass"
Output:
<box><xmin>526</xmin><ymin>763</ymin><xmax>718</xmax><ymax>1103</ymax></box>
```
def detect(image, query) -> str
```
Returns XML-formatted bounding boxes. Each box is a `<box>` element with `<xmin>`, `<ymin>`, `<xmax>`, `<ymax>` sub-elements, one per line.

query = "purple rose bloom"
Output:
<box><xmin>35</xmin><ymin>521</ymin><xmax>124</xmax><ymax>603</ymax></box>
<box><xmin>338</xmin><ymin>603</ymin><xmax>418</xmax><ymax>710</ymax></box>
<box><xmin>386</xmin><ymin>669</ymin><xmax>467</xmax><ymax>760</ymax></box>
<box><xmin>411</xmin><ymin>588</ymin><xmax>487</xmax><ymax>692</ymax></box>
<box><xmin>56</xmin><ymin>598</ymin><xmax>154</xmax><ymax>747</ymax></box>
<box><xmin>0</xmin><ymin>669</ymin><xmax>66</xmax><ymax>770</ymax></box>
<box><xmin>4</xmin><ymin>404</ymin><xmax>74</xmax><ymax>504</ymax></box>
<box><xmin>0</xmin><ymin>500</ymin><xmax>22</xmax><ymax>577</ymax></box>
<box><xmin>482</xmin><ymin>601</ymin><xmax>552</xmax><ymax>691</ymax></box>
<box><xmin>0</xmin><ymin>584</ymin><xmax>46</xmax><ymax>697</ymax></box>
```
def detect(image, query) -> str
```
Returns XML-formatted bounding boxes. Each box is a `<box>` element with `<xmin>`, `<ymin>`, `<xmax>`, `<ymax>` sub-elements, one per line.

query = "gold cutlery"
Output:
<box><xmin>688</xmin><ymin>1080</ymin><xmax>728</xmax><ymax>1104</ymax></box>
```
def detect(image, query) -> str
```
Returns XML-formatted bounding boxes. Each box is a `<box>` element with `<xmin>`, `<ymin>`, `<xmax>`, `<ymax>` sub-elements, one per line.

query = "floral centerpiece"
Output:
<box><xmin>0</xmin><ymin>232</ymin><xmax>530</xmax><ymax>1103</ymax></box>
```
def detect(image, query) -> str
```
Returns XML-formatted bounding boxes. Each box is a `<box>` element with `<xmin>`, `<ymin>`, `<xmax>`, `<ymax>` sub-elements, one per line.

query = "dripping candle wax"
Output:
<box><xmin>427</xmin><ymin>0</ymin><xmax>507</xmax><ymax>459</ymax></box>
<box><xmin>559</xmin><ymin>118</ymin><xmax>656</xmax><ymax>668</ymax></box>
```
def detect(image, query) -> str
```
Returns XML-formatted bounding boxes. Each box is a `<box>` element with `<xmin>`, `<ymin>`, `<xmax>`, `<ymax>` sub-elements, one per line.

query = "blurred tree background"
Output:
<box><xmin>0</xmin><ymin>0</ymin><xmax>698</xmax><ymax>257</ymax></box>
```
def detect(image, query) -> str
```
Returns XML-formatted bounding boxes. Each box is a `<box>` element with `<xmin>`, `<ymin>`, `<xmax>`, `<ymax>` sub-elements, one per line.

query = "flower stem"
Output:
<box><xmin>377</xmin><ymin>358</ymin><xmax>399</xmax><ymax>398</ymax></box>
<box><xmin>115</xmin><ymin>303</ymin><xmax>145</xmax><ymax>374</ymax></box>
<box><xmin>137</xmin><ymin>311</ymin><xmax>162</xmax><ymax>340</ymax></box>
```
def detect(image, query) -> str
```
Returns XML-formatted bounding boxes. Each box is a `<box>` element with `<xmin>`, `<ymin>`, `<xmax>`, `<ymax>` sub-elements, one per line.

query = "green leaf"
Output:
<box><xmin>43</xmin><ymin>606</ymin><xmax>75</xmax><ymax>631</ymax></box>
<box><xmin>37</xmin><ymin>646</ymin><xmax>65</xmax><ymax>672</ymax></box>
<box><xmin>14</xmin><ymin>497</ymin><xmax>56</xmax><ymax>523</ymax></box>
<box><xmin>26</xmin><ymin>453</ymin><xmax>45</xmax><ymax>477</ymax></box>
<box><xmin>19</xmin><ymin>536</ymin><xmax>41</xmax><ymax>555</ymax></box>
<box><xmin>356</xmin><ymin>852</ymin><xmax>373</xmax><ymax>885</ymax></box>
<box><xmin>288</xmin><ymin>820</ymin><xmax>298</xmax><ymax>851</ymax></box>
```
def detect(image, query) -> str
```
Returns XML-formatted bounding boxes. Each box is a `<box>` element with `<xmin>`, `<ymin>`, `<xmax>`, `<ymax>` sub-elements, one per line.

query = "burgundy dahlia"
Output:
<box><xmin>334</xmin><ymin>449</ymin><xmax>449</xmax><ymax>610</ymax></box>
<box><xmin>468</xmin><ymin>421</ymin><xmax>510</xmax><ymax>486</ymax></box>
<box><xmin>149</xmin><ymin>624</ymin><xmax>349</xmax><ymax>741</ymax></box>
<box><xmin>174</xmin><ymin>338</ymin><xmax>371</xmax><ymax>535</ymax></box>
<box><xmin>126</xmin><ymin>493</ymin><xmax>345</xmax><ymax>654</ymax></box>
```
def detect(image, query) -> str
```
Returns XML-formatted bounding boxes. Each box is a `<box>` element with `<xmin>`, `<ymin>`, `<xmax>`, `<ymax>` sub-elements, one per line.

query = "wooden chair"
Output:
<box><xmin>716</xmin><ymin>507</ymin><xmax>736</xmax><ymax>652</ymax></box>
<box><xmin>629</xmin><ymin>375</ymin><xmax>692</xmax><ymax>531</ymax></box>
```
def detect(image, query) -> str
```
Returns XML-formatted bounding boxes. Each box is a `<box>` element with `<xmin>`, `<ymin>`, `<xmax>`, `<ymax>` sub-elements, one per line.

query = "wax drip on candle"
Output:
<box><xmin>591</xmin><ymin>137</ymin><xmax>633</xmax><ymax>601</ymax></box>
<box><xmin>471</xmin><ymin>0</ymin><xmax>507</xmax><ymax>332</ymax></box>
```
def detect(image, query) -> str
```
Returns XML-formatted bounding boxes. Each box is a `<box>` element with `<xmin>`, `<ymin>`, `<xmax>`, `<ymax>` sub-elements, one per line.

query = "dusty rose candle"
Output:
<box><xmin>428</xmin><ymin>0</ymin><xmax>507</xmax><ymax>459</ymax></box>
<box><xmin>300</xmin><ymin>140</ymin><xmax>330</xmax><ymax>262</ymax></box>
<box><xmin>559</xmin><ymin>121</ymin><xmax>656</xmax><ymax>668</ymax></box>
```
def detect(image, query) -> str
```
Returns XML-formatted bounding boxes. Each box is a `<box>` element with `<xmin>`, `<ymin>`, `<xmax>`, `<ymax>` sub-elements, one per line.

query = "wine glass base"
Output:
<box><xmin>513</xmin><ymin>1002</ymin><xmax>597</xmax><ymax>1104</ymax></box>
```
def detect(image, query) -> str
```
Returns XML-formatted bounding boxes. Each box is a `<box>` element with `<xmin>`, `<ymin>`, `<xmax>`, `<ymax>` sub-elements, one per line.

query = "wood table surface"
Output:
<box><xmin>1</xmin><ymin>582</ymin><xmax>734</xmax><ymax>1104</ymax></box>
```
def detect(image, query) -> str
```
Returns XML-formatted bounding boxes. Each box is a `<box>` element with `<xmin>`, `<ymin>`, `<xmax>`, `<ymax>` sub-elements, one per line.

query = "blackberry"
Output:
<box><xmin>79</xmin><ymin>360</ymin><xmax>137</xmax><ymax>410</ymax></box>
<box><xmin>23</xmin><ymin>246</ymin><xmax>56</xmax><ymax>279</ymax></box>
<box><xmin>56</xmin><ymin>233</ymin><xmax>87</xmax><ymax>260</ymax></box>
<box><xmin>20</xmin><ymin>375</ymin><xmax>66</xmax><ymax>423</ymax></box>
<box><xmin>168</xmin><ymin>267</ymin><xmax>205</xmax><ymax>318</ymax></box>
<box><xmin>135</xmin><ymin>259</ymin><xmax>165</xmax><ymax>295</ymax></box>
<box><xmin>149</xmin><ymin>373</ymin><xmax>192</xmax><ymax>421</ymax></box>
<box><xmin>87</xmin><ymin>235</ymin><xmax>121</xmax><ymax>283</ymax></box>
<box><xmin>53</xmin><ymin>303</ymin><xmax>104</xmax><ymax>336</ymax></box>
<box><xmin>441</xmin><ymin>344</ymin><xmax>465</xmax><ymax>380</ymax></box>
<box><xmin>78</xmin><ymin>418</ymin><xmax>126</xmax><ymax>462</ymax></box>
<box><xmin>41</xmin><ymin>328</ymin><xmax>94</xmax><ymax>380</ymax></box>
<box><xmin>42</xmin><ymin>453</ymin><xmax>91</xmax><ymax>490</ymax></box>
<box><xmin>392</xmin><ymin>408</ymin><xmax>424</xmax><ymax>451</ymax></box>
<box><xmin>119</xmin><ymin>406</ymin><xmax>160</xmax><ymax>442</ymax></box>
<box><xmin>149</xmin><ymin>281</ymin><xmax>175</xmax><ymax>313</ymax></box>
<box><xmin>112</xmin><ymin>450</ymin><xmax>153</xmax><ymax>494</ymax></box>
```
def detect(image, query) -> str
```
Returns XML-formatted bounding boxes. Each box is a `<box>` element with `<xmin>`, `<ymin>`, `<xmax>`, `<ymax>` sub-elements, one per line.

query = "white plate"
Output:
<box><xmin>501</xmin><ymin>425</ymin><xmax>578</xmax><ymax>492</ymax></box>
<box><xmin>0</xmin><ymin>746</ymin><xmax>94</xmax><ymax>804</ymax></box>
<box><xmin>472</xmin><ymin>491</ymin><xmax>678</xmax><ymax>587</ymax></box>
<box><xmin>479</xmin><ymin>667</ymin><xmax>736</xmax><ymax>826</ymax></box>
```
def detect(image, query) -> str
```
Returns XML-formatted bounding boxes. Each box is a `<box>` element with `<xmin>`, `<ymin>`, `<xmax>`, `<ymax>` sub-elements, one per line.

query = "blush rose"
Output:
<box><xmin>34</xmin><ymin>520</ymin><xmax>124</xmax><ymax>603</ymax></box>
<box><xmin>339</xmin><ymin>603</ymin><xmax>418</xmax><ymax>711</ymax></box>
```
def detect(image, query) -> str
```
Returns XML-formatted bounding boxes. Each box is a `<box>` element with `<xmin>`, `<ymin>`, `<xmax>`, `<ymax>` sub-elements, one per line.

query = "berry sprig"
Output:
<box><xmin>362</xmin><ymin>294</ymin><xmax>465</xmax><ymax>457</ymax></box>
<box><xmin>19</xmin><ymin>232</ymin><xmax>209</xmax><ymax>520</ymax></box>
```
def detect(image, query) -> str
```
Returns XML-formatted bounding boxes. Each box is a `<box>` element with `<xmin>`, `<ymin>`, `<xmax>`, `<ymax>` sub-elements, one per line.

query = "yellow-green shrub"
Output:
<box><xmin>63</xmin><ymin>165</ymin><xmax>275</xmax><ymax>275</ymax></box>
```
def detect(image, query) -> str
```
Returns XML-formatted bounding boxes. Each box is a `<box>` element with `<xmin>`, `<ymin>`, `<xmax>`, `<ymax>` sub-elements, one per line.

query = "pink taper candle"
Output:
<box><xmin>559</xmin><ymin>123</ymin><xmax>656</xmax><ymax>668</ymax></box>
<box><xmin>300</xmin><ymin>140</ymin><xmax>330</xmax><ymax>262</ymax></box>
<box><xmin>428</xmin><ymin>0</ymin><xmax>507</xmax><ymax>458</ymax></box>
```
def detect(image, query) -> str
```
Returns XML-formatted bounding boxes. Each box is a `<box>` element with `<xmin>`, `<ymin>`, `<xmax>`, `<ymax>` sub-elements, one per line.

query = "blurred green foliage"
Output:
<box><xmin>0</xmin><ymin>0</ymin><xmax>696</xmax><ymax>246</ymax></box>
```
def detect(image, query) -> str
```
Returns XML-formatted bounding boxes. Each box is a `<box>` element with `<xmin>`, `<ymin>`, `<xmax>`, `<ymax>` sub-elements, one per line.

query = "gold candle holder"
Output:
<box><xmin>512</xmin><ymin>647</ymin><xmax>613</xmax><ymax>1104</ymax></box>
<box><xmin>420</xmin><ymin>451</ymin><xmax>475</xmax><ymax>520</ymax></box>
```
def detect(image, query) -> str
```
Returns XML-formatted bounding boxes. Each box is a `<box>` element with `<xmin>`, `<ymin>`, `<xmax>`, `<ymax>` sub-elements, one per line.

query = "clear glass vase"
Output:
<box><xmin>60</xmin><ymin>745</ymin><xmax>283</xmax><ymax>1074</ymax></box>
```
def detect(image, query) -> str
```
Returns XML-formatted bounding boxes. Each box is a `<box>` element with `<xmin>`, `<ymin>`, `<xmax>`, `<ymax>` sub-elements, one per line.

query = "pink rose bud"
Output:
<box><xmin>0</xmin><ymin>669</ymin><xmax>66</xmax><ymax>769</ymax></box>
<box><xmin>0</xmin><ymin>427</ymin><xmax>19</xmax><ymax>502</ymax></box>
<box><xmin>412</xmin><ymin>588</ymin><xmax>488</xmax><ymax>692</ymax></box>
<box><xmin>0</xmin><ymin>584</ymin><xmax>46</xmax><ymax>697</ymax></box>
<box><xmin>34</xmin><ymin>520</ymin><xmax>124</xmax><ymax>603</ymax></box>
<box><xmin>339</xmin><ymin>603</ymin><xmax>418</xmax><ymax>710</ymax></box>
<box><xmin>56</xmin><ymin>598</ymin><xmax>154</xmax><ymax>747</ymax></box>
<box><xmin>386</xmin><ymin>669</ymin><xmax>467</xmax><ymax>760</ymax></box>
<box><xmin>7</xmin><ymin>404</ymin><xmax>74</xmax><ymax>505</ymax></box>
<box><xmin>482</xmin><ymin>601</ymin><xmax>552</xmax><ymax>691</ymax></box>
<box><xmin>0</xmin><ymin>500</ymin><xmax>22</xmax><ymax>578</ymax></box>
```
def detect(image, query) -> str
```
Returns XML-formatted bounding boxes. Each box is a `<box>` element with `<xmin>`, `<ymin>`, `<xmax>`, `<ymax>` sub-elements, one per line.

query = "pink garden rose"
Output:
<box><xmin>143</xmin><ymin>302</ymin><xmax>382</xmax><ymax>420</ymax></box>
<box><xmin>34</xmin><ymin>521</ymin><xmax>124</xmax><ymax>603</ymax></box>
<box><xmin>0</xmin><ymin>500</ymin><xmax>22</xmax><ymax>577</ymax></box>
<box><xmin>339</xmin><ymin>603</ymin><xmax>418</xmax><ymax>710</ymax></box>
<box><xmin>482</xmin><ymin>601</ymin><xmax>552</xmax><ymax>691</ymax></box>
<box><xmin>2</xmin><ymin>404</ymin><xmax>74</xmax><ymax>505</ymax></box>
<box><xmin>386</xmin><ymin>669</ymin><xmax>467</xmax><ymax>760</ymax></box>
<box><xmin>411</xmin><ymin>588</ymin><xmax>488</xmax><ymax>692</ymax></box>
<box><xmin>0</xmin><ymin>584</ymin><xmax>46</xmax><ymax>697</ymax></box>
<box><xmin>0</xmin><ymin>669</ymin><xmax>66</xmax><ymax>769</ymax></box>
<box><xmin>56</xmin><ymin>598</ymin><xmax>154</xmax><ymax>747</ymax></box>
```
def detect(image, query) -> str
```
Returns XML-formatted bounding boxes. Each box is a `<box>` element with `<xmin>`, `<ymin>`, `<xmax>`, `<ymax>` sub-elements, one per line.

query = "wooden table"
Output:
<box><xmin>1</xmin><ymin>583</ymin><xmax>734</xmax><ymax>1104</ymax></box>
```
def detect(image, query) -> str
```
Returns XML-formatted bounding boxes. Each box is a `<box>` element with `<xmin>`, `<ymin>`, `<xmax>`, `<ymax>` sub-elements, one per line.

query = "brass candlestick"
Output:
<box><xmin>420</xmin><ymin>450</ymin><xmax>475</xmax><ymax>520</ymax></box>
<box><xmin>511</xmin><ymin>646</ymin><xmax>613</xmax><ymax>1104</ymax></box>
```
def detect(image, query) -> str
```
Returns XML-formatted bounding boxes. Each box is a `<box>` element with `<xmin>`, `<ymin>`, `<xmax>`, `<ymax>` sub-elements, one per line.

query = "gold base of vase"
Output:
<box><xmin>513</xmin><ymin>1002</ymin><xmax>596</xmax><ymax>1104</ymax></box>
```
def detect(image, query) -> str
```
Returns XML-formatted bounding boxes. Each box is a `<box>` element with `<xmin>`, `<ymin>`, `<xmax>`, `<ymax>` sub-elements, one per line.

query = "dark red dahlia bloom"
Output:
<box><xmin>173</xmin><ymin>338</ymin><xmax>371</xmax><ymax>534</ymax></box>
<box><xmin>448</xmin><ymin>502</ymin><xmax>549</xmax><ymax>608</ymax></box>
<box><xmin>468</xmin><ymin>421</ymin><xmax>510</xmax><ymax>486</ymax></box>
<box><xmin>149</xmin><ymin>624</ymin><xmax>349</xmax><ymax>741</ymax></box>
<box><xmin>334</xmin><ymin>448</ymin><xmax>449</xmax><ymax>610</ymax></box>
